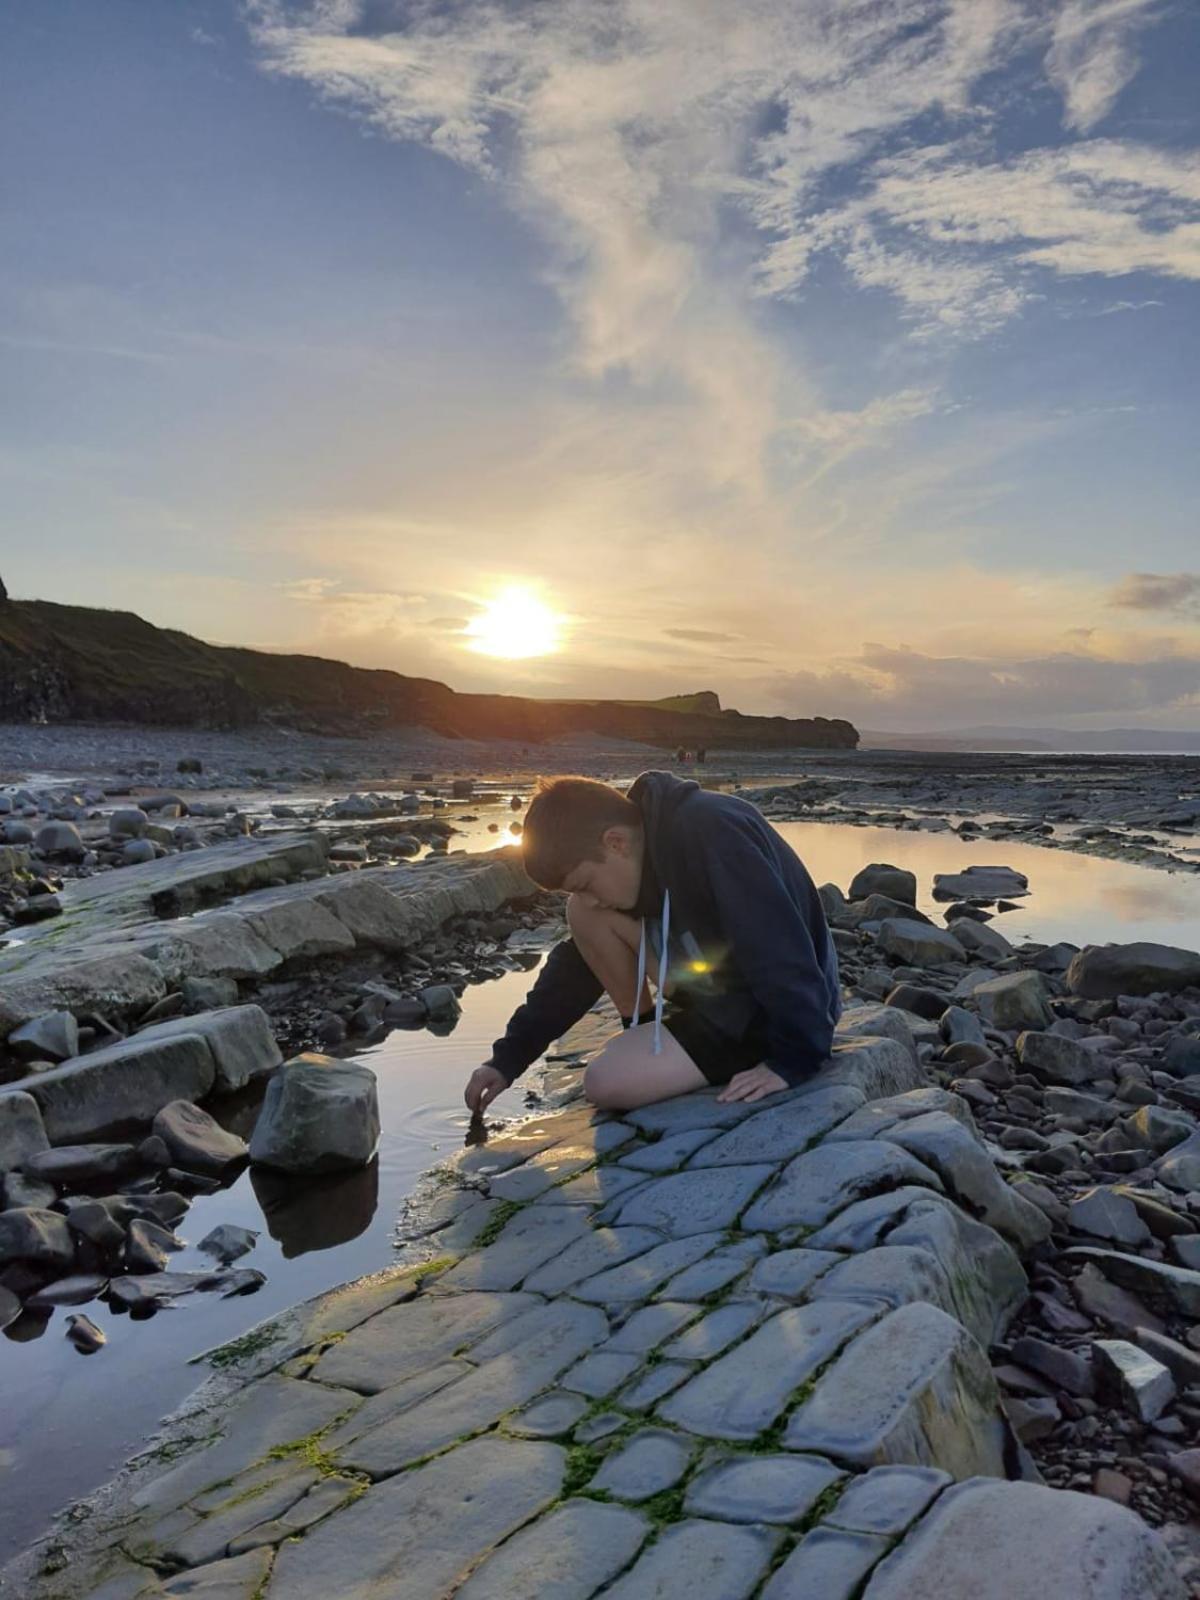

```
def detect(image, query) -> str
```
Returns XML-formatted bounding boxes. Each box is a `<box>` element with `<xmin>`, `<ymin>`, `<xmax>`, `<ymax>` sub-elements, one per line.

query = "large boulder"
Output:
<box><xmin>864</xmin><ymin>1479</ymin><xmax>1185</xmax><ymax>1600</ymax></box>
<box><xmin>249</xmin><ymin>1054</ymin><xmax>380</xmax><ymax>1174</ymax></box>
<box><xmin>1066</xmin><ymin>942</ymin><xmax>1200</xmax><ymax>1000</ymax></box>
<box><xmin>877</xmin><ymin>920</ymin><xmax>965</xmax><ymax>967</ymax></box>
<box><xmin>0</xmin><ymin>1091</ymin><xmax>49</xmax><ymax>1173</ymax></box>
<box><xmin>849</xmin><ymin>864</ymin><xmax>917</xmax><ymax>906</ymax></box>
<box><xmin>109</xmin><ymin>807</ymin><xmax>149</xmax><ymax>839</ymax></box>
<box><xmin>33</xmin><ymin>821</ymin><xmax>85</xmax><ymax>861</ymax></box>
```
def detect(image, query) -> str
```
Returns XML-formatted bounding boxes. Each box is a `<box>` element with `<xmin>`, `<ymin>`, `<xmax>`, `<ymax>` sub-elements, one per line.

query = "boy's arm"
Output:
<box><xmin>488</xmin><ymin>936</ymin><xmax>605</xmax><ymax>1085</ymax></box>
<box><xmin>697</xmin><ymin>812</ymin><xmax>837</xmax><ymax>1086</ymax></box>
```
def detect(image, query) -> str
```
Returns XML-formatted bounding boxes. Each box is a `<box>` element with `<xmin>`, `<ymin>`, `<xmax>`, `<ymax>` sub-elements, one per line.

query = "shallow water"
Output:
<box><xmin>2</xmin><ymin>815</ymin><xmax>1199</xmax><ymax>1557</ymax></box>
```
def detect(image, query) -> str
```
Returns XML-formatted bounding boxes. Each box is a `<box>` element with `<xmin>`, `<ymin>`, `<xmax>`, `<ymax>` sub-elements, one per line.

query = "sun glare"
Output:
<box><xmin>465</xmin><ymin>587</ymin><xmax>563</xmax><ymax>659</ymax></box>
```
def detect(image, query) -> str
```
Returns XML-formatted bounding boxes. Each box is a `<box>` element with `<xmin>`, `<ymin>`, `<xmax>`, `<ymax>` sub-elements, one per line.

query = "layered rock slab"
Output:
<box><xmin>862</xmin><ymin>1478</ymin><xmax>1187</xmax><ymax>1600</ymax></box>
<box><xmin>265</xmin><ymin>1437</ymin><xmax>565</xmax><ymax>1600</ymax></box>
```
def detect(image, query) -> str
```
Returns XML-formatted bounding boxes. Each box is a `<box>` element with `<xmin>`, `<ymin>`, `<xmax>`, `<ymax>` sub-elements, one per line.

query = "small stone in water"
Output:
<box><xmin>66</xmin><ymin>1314</ymin><xmax>106</xmax><ymax>1353</ymax></box>
<box><xmin>198</xmin><ymin>1224</ymin><xmax>260</xmax><ymax>1265</ymax></box>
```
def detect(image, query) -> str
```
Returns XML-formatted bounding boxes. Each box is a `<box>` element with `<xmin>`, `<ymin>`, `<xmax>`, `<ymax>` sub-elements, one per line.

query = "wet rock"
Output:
<box><xmin>0</xmin><ymin>1092</ymin><xmax>50</xmax><ymax>1173</ymax></box>
<box><xmin>28</xmin><ymin>1273</ymin><xmax>108</xmax><ymax>1307</ymax></box>
<box><xmin>8</xmin><ymin>1030</ymin><xmax>216</xmax><ymax>1142</ymax></box>
<box><xmin>26</xmin><ymin>1142</ymin><xmax>141</xmax><ymax>1185</ymax></box>
<box><xmin>8</xmin><ymin>1010</ymin><xmax>79</xmax><ymax>1064</ymax></box>
<box><xmin>1066</xmin><ymin>942</ymin><xmax>1200</xmax><ymax>1001</ymax></box>
<box><xmin>126</xmin><ymin>1217</ymin><xmax>184</xmax><ymax>1273</ymax></box>
<box><xmin>1093</xmin><ymin>1338</ymin><xmax>1176</xmax><ymax>1422</ymax></box>
<box><xmin>248</xmin><ymin>1054</ymin><xmax>380</xmax><ymax>1174</ymax></box>
<box><xmin>153</xmin><ymin>1100</ymin><xmax>248</xmax><ymax>1176</ymax></box>
<box><xmin>0</xmin><ymin>1205</ymin><xmax>75</xmax><ymax>1268</ymax></box>
<box><xmin>849</xmin><ymin>864</ymin><xmax>917</xmax><ymax>905</ymax></box>
<box><xmin>63</xmin><ymin>1198</ymin><xmax>128</xmax><ymax>1253</ymax></box>
<box><xmin>1</xmin><ymin>1170</ymin><xmax>56</xmax><ymax>1209</ymax></box>
<box><xmin>204</xmin><ymin>1267</ymin><xmax>267</xmax><ymax>1297</ymax></box>
<box><xmin>65</xmin><ymin>1312</ymin><xmax>106</xmax><ymax>1352</ymax></box>
<box><xmin>107</xmin><ymin>1271</ymin><xmax>211</xmax><ymax>1311</ymax></box>
<box><xmin>0</xmin><ymin>1284</ymin><xmax>20</xmax><ymax>1330</ymax></box>
<box><xmin>884</xmin><ymin>983</ymin><xmax>948</xmax><ymax>1021</ymax></box>
<box><xmin>932</xmin><ymin>865</ymin><xmax>1028</xmax><ymax>901</ymax></box>
<box><xmin>197</xmin><ymin>1223</ymin><xmax>259</xmax><ymax>1265</ymax></box>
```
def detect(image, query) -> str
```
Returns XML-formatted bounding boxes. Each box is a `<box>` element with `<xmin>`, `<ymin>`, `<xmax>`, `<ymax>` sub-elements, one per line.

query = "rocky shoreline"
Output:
<box><xmin>2</xmin><ymin>734</ymin><xmax>1200</xmax><ymax>1594</ymax></box>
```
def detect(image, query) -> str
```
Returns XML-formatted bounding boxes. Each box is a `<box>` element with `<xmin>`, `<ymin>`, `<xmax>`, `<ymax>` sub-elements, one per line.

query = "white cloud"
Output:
<box><xmin>1046</xmin><ymin>0</ymin><xmax>1165</xmax><ymax>133</ymax></box>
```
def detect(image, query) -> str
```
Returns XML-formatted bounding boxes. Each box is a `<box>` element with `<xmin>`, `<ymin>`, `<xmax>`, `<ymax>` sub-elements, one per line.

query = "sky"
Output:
<box><xmin>1</xmin><ymin>0</ymin><xmax>1198</xmax><ymax>733</ymax></box>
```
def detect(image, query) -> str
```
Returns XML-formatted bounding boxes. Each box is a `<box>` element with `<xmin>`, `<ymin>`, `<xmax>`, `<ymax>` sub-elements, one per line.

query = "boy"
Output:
<box><xmin>464</xmin><ymin>770</ymin><xmax>841</xmax><ymax>1116</ymax></box>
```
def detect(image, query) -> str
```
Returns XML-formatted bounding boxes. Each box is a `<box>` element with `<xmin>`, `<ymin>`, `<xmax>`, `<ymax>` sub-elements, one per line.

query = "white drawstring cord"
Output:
<box><xmin>628</xmin><ymin>888</ymin><xmax>670</xmax><ymax>1055</ymax></box>
<box><xmin>653</xmin><ymin>889</ymin><xmax>670</xmax><ymax>1055</ymax></box>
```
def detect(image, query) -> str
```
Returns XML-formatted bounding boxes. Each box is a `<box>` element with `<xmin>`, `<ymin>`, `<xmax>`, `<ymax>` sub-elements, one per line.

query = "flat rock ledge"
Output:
<box><xmin>0</xmin><ymin>838</ymin><xmax>533</xmax><ymax>1041</ymax></box>
<box><xmin>4</xmin><ymin>1035</ymin><xmax>1185</xmax><ymax>1600</ymax></box>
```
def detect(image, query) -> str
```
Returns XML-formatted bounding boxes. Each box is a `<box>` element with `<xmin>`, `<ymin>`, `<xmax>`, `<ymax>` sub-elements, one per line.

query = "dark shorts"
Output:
<box><xmin>661</xmin><ymin>1004</ymin><xmax>767</xmax><ymax>1088</ymax></box>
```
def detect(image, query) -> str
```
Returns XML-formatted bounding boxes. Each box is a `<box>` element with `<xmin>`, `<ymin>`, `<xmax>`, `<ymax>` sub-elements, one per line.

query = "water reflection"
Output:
<box><xmin>250</xmin><ymin>1160</ymin><xmax>380</xmax><ymax>1259</ymax></box>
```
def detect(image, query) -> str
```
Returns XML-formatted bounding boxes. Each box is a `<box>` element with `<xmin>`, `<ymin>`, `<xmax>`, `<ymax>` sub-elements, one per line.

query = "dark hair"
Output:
<box><xmin>522</xmin><ymin>776</ymin><xmax>640</xmax><ymax>889</ymax></box>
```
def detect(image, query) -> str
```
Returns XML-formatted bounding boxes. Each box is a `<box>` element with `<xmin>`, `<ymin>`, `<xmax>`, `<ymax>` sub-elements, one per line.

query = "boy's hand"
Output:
<box><xmin>716</xmin><ymin>1064</ymin><xmax>788</xmax><ymax>1104</ymax></box>
<box><xmin>465</xmin><ymin>1064</ymin><xmax>508</xmax><ymax>1115</ymax></box>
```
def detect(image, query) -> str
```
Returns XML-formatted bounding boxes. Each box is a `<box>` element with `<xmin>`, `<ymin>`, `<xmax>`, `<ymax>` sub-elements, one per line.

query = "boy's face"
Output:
<box><xmin>561</xmin><ymin>824</ymin><xmax>643</xmax><ymax>912</ymax></box>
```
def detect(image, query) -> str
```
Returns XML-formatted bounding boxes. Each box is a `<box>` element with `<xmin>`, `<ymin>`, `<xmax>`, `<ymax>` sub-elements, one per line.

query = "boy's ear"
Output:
<box><xmin>601</xmin><ymin>824</ymin><xmax>632</xmax><ymax>856</ymax></box>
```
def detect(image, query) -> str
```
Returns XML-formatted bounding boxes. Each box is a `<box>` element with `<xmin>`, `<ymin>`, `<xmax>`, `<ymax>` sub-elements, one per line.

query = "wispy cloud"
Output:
<box><xmin>665</xmin><ymin>627</ymin><xmax>739</xmax><ymax>643</ymax></box>
<box><xmin>1109</xmin><ymin>571</ymin><xmax>1200</xmax><ymax>614</ymax></box>
<box><xmin>1046</xmin><ymin>0</ymin><xmax>1166</xmax><ymax>133</ymax></box>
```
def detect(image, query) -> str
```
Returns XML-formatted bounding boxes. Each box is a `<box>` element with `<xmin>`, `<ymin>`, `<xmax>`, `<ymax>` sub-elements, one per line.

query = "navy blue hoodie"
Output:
<box><xmin>489</xmin><ymin>771</ymin><xmax>841</xmax><ymax>1087</ymax></box>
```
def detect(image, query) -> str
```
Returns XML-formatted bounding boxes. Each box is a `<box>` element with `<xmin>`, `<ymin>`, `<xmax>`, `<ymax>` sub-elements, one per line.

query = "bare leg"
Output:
<box><xmin>583</xmin><ymin>1024</ymin><xmax>708</xmax><ymax>1111</ymax></box>
<box><xmin>566</xmin><ymin>894</ymin><xmax>653</xmax><ymax>1018</ymax></box>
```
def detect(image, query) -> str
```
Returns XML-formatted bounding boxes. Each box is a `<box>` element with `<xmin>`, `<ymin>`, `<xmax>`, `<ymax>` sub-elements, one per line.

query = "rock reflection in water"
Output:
<box><xmin>250</xmin><ymin>1160</ymin><xmax>379</xmax><ymax>1258</ymax></box>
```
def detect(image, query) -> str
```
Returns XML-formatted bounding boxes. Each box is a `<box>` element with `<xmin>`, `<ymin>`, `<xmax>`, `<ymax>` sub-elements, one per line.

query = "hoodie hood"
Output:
<box><xmin>627</xmin><ymin>770</ymin><xmax>700</xmax><ymax>896</ymax></box>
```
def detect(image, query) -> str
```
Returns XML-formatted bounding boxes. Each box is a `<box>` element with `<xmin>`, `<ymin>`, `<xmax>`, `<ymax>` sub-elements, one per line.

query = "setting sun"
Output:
<box><xmin>465</xmin><ymin>587</ymin><xmax>564</xmax><ymax>659</ymax></box>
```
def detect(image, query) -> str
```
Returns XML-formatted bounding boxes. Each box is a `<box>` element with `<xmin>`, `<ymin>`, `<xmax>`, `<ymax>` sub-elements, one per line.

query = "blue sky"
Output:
<box><xmin>2</xmin><ymin>0</ymin><xmax>1198</xmax><ymax>731</ymax></box>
